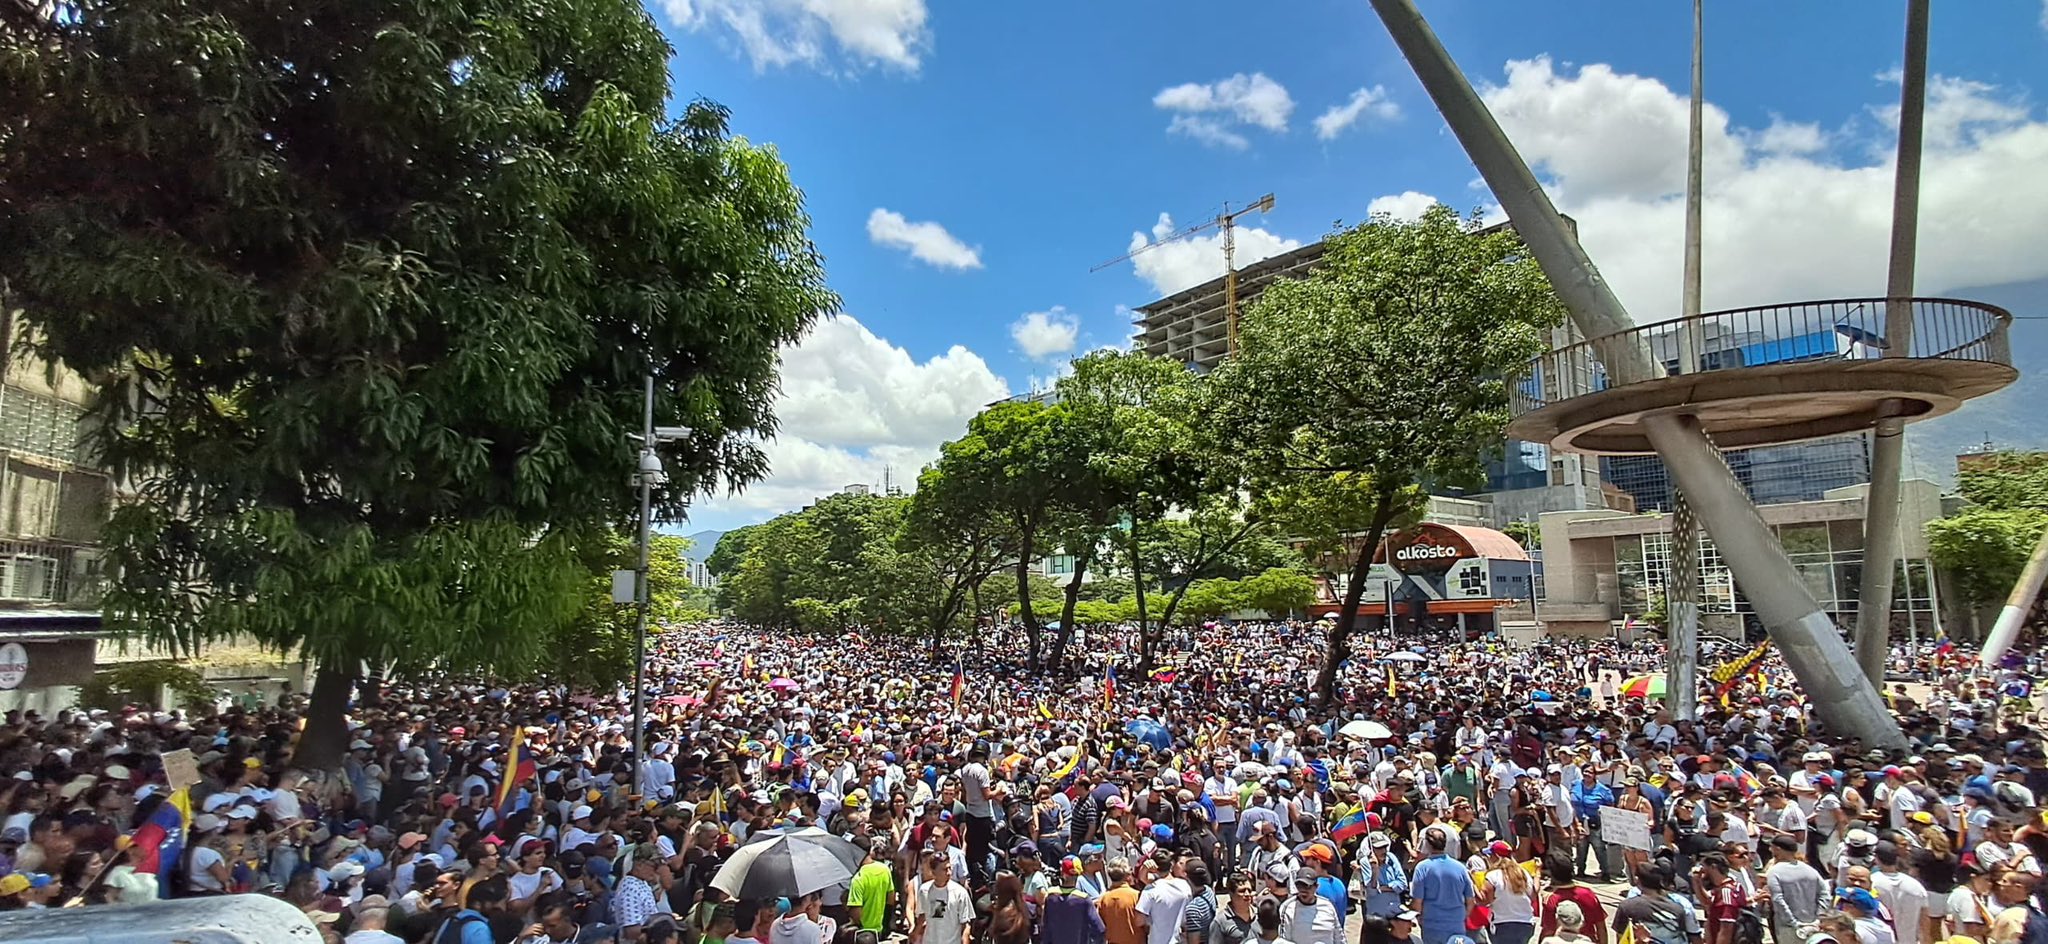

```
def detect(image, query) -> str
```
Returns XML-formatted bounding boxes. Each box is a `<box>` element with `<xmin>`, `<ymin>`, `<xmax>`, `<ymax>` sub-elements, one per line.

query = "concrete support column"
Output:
<box><xmin>1368</xmin><ymin>0</ymin><xmax>1905</xmax><ymax>749</ymax></box>
<box><xmin>1644</xmin><ymin>413</ymin><xmax>1901</xmax><ymax>747</ymax></box>
<box><xmin>1853</xmin><ymin>0</ymin><xmax>1931</xmax><ymax>684</ymax></box>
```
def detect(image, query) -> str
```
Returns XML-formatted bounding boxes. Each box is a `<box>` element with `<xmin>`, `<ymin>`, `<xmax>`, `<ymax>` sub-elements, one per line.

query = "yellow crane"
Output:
<box><xmin>1092</xmin><ymin>193</ymin><xmax>1275</xmax><ymax>355</ymax></box>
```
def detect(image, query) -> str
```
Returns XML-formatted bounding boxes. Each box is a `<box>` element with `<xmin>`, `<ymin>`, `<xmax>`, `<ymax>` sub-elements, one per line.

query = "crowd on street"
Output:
<box><xmin>0</xmin><ymin>619</ymin><xmax>2043</xmax><ymax>944</ymax></box>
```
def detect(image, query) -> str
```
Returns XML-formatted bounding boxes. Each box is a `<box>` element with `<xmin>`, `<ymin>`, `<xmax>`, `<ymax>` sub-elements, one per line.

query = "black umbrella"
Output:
<box><xmin>709</xmin><ymin>827</ymin><xmax>863</xmax><ymax>898</ymax></box>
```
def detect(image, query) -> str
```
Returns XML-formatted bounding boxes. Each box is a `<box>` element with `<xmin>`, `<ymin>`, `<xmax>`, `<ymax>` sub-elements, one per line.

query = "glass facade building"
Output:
<box><xmin>1600</xmin><ymin>433</ymin><xmax>1872</xmax><ymax>512</ymax></box>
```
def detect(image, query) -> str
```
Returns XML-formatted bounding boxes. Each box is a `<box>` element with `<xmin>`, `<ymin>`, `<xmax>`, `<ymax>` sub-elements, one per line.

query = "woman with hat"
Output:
<box><xmin>1479</xmin><ymin>841</ymin><xmax>1538</xmax><ymax>944</ymax></box>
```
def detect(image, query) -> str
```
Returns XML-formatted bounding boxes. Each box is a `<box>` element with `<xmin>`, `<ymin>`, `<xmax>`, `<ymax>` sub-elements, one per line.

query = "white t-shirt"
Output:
<box><xmin>1487</xmin><ymin>871</ymin><xmax>1537</xmax><ymax>925</ymax></box>
<box><xmin>916</xmin><ymin>880</ymin><xmax>973</xmax><ymax>944</ymax></box>
<box><xmin>508</xmin><ymin>867</ymin><xmax>562</xmax><ymax>902</ymax></box>
<box><xmin>1138</xmin><ymin>877</ymin><xmax>1194</xmax><ymax>944</ymax></box>
<box><xmin>188</xmin><ymin>846</ymin><xmax>227</xmax><ymax>891</ymax></box>
<box><xmin>1871</xmin><ymin>871</ymin><xmax>1928</xmax><ymax>944</ymax></box>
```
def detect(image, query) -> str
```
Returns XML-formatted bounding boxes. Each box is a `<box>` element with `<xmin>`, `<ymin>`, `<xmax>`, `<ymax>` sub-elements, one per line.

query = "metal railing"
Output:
<box><xmin>1511</xmin><ymin>297</ymin><xmax>2014</xmax><ymax>416</ymax></box>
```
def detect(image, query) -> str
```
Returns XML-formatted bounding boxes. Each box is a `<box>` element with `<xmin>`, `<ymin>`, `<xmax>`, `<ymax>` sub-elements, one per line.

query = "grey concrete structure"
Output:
<box><xmin>1369</xmin><ymin>0</ymin><xmax>1926</xmax><ymax>747</ymax></box>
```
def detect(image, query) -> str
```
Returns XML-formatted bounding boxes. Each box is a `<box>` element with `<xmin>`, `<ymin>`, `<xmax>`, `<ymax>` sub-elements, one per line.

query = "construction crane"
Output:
<box><xmin>1092</xmin><ymin>193</ymin><xmax>1275</xmax><ymax>355</ymax></box>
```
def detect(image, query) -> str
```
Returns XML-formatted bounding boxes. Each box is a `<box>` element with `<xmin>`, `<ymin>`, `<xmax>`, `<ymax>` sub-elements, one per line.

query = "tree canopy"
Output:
<box><xmin>0</xmin><ymin>0</ymin><xmax>834</xmax><ymax>765</ymax></box>
<box><xmin>1928</xmin><ymin>451</ymin><xmax>2048</xmax><ymax>607</ymax></box>
<box><xmin>1211</xmin><ymin>204</ymin><xmax>1562</xmax><ymax>704</ymax></box>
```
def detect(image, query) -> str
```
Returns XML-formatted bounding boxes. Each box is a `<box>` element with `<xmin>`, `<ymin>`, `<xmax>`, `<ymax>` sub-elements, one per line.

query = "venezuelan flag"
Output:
<box><xmin>1050</xmin><ymin>743</ymin><xmax>1086</xmax><ymax>788</ymax></box>
<box><xmin>128</xmin><ymin>787</ymin><xmax>192</xmax><ymax>898</ymax></box>
<box><xmin>950</xmin><ymin>657</ymin><xmax>965</xmax><ymax>714</ymax></box>
<box><xmin>495</xmin><ymin>726</ymin><xmax>535</xmax><ymax>816</ymax></box>
<box><xmin>1102</xmin><ymin>663</ymin><xmax>1117</xmax><ymax>710</ymax></box>
<box><xmin>1037</xmin><ymin>701</ymin><xmax>1054</xmax><ymax>721</ymax></box>
<box><xmin>1149</xmin><ymin>666</ymin><xmax>1179</xmax><ymax>684</ymax></box>
<box><xmin>1330</xmin><ymin>803</ymin><xmax>1369</xmax><ymax>844</ymax></box>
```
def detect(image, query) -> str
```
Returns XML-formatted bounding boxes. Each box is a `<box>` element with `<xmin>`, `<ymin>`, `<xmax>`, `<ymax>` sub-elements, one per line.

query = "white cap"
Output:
<box><xmin>226</xmin><ymin>806</ymin><xmax>257</xmax><ymax>820</ymax></box>
<box><xmin>571</xmin><ymin>804</ymin><xmax>593</xmax><ymax>820</ymax></box>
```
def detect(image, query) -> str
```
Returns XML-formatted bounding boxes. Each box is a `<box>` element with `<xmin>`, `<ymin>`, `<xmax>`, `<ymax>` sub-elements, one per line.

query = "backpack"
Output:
<box><xmin>1731</xmin><ymin>903</ymin><xmax>1768</xmax><ymax>944</ymax></box>
<box><xmin>434</xmin><ymin>912</ymin><xmax>491</xmax><ymax>944</ymax></box>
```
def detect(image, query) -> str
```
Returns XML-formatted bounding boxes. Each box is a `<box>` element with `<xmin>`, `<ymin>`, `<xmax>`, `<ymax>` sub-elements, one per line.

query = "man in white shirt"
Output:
<box><xmin>1277</xmin><ymin>871</ymin><xmax>1342</xmax><ymax>944</ymax></box>
<box><xmin>913</xmin><ymin>851</ymin><xmax>973</xmax><ymax>944</ymax></box>
<box><xmin>1869</xmin><ymin>844</ymin><xmax>1930</xmax><ymax>944</ymax></box>
<box><xmin>1136</xmin><ymin>854</ymin><xmax>1194</xmax><ymax>944</ymax></box>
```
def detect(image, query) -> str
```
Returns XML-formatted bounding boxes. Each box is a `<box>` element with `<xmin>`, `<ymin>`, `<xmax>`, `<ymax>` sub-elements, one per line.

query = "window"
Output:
<box><xmin>0</xmin><ymin>555</ymin><xmax>59</xmax><ymax>601</ymax></box>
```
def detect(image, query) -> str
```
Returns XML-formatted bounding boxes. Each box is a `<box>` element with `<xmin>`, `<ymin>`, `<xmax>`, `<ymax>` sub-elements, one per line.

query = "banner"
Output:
<box><xmin>1600</xmin><ymin>805</ymin><xmax>1654</xmax><ymax>851</ymax></box>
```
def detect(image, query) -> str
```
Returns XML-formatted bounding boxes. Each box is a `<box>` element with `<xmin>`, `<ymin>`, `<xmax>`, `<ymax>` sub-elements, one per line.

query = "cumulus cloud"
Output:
<box><xmin>659</xmin><ymin>0</ymin><xmax>930</xmax><ymax>72</ymax></box>
<box><xmin>1154</xmin><ymin>73</ymin><xmax>1295</xmax><ymax>149</ymax></box>
<box><xmin>1010</xmin><ymin>308</ymin><xmax>1080</xmax><ymax>360</ymax></box>
<box><xmin>867</xmin><ymin>208</ymin><xmax>983</xmax><ymax>270</ymax></box>
<box><xmin>1476</xmin><ymin>56</ymin><xmax>2048</xmax><ymax>320</ymax></box>
<box><xmin>1314</xmin><ymin>85</ymin><xmax>1401</xmax><ymax>140</ymax></box>
<box><xmin>691</xmin><ymin>315</ymin><xmax>1009</xmax><ymax>523</ymax></box>
<box><xmin>1123</xmin><ymin>212</ymin><xmax>1303</xmax><ymax>299</ymax></box>
<box><xmin>1366</xmin><ymin>190</ymin><xmax>1440</xmax><ymax>221</ymax></box>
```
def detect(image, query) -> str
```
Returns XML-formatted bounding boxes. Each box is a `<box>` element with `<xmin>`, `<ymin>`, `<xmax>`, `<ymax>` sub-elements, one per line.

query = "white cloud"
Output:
<box><xmin>1314</xmin><ymin>85</ymin><xmax>1401</xmax><ymax>140</ymax></box>
<box><xmin>1154</xmin><ymin>73</ymin><xmax>1294</xmax><ymax>148</ymax></box>
<box><xmin>1747</xmin><ymin>116</ymin><xmax>1826</xmax><ymax>156</ymax></box>
<box><xmin>1366</xmin><ymin>190</ymin><xmax>1440</xmax><ymax>221</ymax></box>
<box><xmin>1123</xmin><ymin>212</ymin><xmax>1304</xmax><ymax>298</ymax></box>
<box><xmin>1010</xmin><ymin>308</ymin><xmax>1080</xmax><ymax>360</ymax></box>
<box><xmin>658</xmin><ymin>0</ymin><xmax>929</xmax><ymax>72</ymax></box>
<box><xmin>693</xmin><ymin>315</ymin><xmax>1009</xmax><ymax>522</ymax></box>
<box><xmin>866</xmin><ymin>208</ymin><xmax>983</xmax><ymax>270</ymax></box>
<box><xmin>1476</xmin><ymin>56</ymin><xmax>2048</xmax><ymax>320</ymax></box>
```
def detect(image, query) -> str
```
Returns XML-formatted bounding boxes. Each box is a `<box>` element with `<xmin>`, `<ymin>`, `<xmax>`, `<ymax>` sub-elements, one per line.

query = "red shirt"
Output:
<box><xmin>1542</xmin><ymin>886</ymin><xmax>1607</xmax><ymax>941</ymax></box>
<box><xmin>1708</xmin><ymin>881</ymin><xmax>1748</xmax><ymax>928</ymax></box>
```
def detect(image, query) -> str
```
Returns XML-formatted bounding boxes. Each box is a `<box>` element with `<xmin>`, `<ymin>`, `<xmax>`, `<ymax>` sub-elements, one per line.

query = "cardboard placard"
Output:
<box><xmin>161</xmin><ymin>748</ymin><xmax>201</xmax><ymax>791</ymax></box>
<box><xmin>1601</xmin><ymin>805</ymin><xmax>1655</xmax><ymax>851</ymax></box>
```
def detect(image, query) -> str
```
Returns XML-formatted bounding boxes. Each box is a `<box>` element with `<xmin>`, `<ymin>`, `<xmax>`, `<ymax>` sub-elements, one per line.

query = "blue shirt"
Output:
<box><xmin>1316</xmin><ymin>875</ymin><xmax>1351</xmax><ymax>926</ymax></box>
<box><xmin>1570</xmin><ymin>780</ymin><xmax>1615</xmax><ymax>821</ymax></box>
<box><xmin>1410</xmin><ymin>855</ymin><xmax>1475</xmax><ymax>938</ymax></box>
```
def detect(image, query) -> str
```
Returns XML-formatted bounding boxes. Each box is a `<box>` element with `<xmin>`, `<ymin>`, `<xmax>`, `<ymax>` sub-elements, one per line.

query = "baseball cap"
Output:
<box><xmin>1838</xmin><ymin>888</ymin><xmax>1881</xmax><ymax>913</ymax></box>
<box><xmin>1290</xmin><ymin>869</ymin><xmax>1318</xmax><ymax>887</ymax></box>
<box><xmin>1060</xmin><ymin>856</ymin><xmax>1084</xmax><ymax>877</ymax></box>
<box><xmin>0</xmin><ymin>873</ymin><xmax>51</xmax><ymax>896</ymax></box>
<box><xmin>1487</xmin><ymin>840</ymin><xmax>1513</xmax><ymax>857</ymax></box>
<box><xmin>571</xmin><ymin>804</ymin><xmax>593</xmax><ymax>820</ymax></box>
<box><xmin>1393</xmin><ymin>910</ymin><xmax>1420</xmax><ymax>924</ymax></box>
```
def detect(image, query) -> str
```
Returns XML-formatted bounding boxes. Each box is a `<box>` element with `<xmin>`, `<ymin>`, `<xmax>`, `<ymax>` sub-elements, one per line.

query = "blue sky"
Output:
<box><xmin>655</xmin><ymin>0</ymin><xmax>2048</xmax><ymax>533</ymax></box>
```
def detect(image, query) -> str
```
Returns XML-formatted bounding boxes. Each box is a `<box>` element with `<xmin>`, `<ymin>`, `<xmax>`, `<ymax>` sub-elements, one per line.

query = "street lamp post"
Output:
<box><xmin>629</xmin><ymin>374</ymin><xmax>690</xmax><ymax>777</ymax></box>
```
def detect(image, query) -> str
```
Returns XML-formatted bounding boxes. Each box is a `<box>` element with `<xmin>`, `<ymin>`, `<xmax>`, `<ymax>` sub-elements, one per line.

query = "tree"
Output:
<box><xmin>0</xmin><ymin>0</ymin><xmax>835</xmax><ymax>767</ymax></box>
<box><xmin>899</xmin><ymin>462</ymin><xmax>1016</xmax><ymax>658</ymax></box>
<box><xmin>1211</xmin><ymin>205</ymin><xmax>1562</xmax><ymax>706</ymax></box>
<box><xmin>1241</xmin><ymin>567</ymin><xmax>1316</xmax><ymax>618</ymax></box>
<box><xmin>1928</xmin><ymin>452</ymin><xmax>2048</xmax><ymax>612</ymax></box>
<box><xmin>921</xmin><ymin>401</ymin><xmax>1082</xmax><ymax>670</ymax></box>
<box><xmin>554</xmin><ymin>532</ymin><xmax>694</xmax><ymax>689</ymax></box>
<box><xmin>1502</xmin><ymin>520</ymin><xmax>1543</xmax><ymax>551</ymax></box>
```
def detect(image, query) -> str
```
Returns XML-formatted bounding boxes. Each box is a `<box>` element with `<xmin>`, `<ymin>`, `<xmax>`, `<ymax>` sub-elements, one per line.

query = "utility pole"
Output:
<box><xmin>632</xmin><ymin>374</ymin><xmax>654</xmax><ymax>769</ymax></box>
<box><xmin>1367</xmin><ymin>0</ymin><xmax>1905</xmax><ymax>747</ymax></box>
<box><xmin>1854</xmin><ymin>0</ymin><xmax>1930</xmax><ymax>685</ymax></box>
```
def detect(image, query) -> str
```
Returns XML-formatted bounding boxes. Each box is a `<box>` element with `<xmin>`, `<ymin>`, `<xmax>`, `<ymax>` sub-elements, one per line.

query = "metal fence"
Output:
<box><xmin>1511</xmin><ymin>297</ymin><xmax>2014</xmax><ymax>416</ymax></box>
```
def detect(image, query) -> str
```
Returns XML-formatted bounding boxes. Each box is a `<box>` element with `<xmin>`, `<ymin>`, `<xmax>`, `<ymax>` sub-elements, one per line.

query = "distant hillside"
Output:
<box><xmin>681</xmin><ymin>529</ymin><xmax>725</xmax><ymax>561</ymax></box>
<box><xmin>1906</xmin><ymin>276</ymin><xmax>2048</xmax><ymax>486</ymax></box>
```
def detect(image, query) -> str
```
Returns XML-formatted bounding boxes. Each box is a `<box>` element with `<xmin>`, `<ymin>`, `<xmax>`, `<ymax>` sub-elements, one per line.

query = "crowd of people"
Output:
<box><xmin>0</xmin><ymin>619</ymin><xmax>2042</xmax><ymax>944</ymax></box>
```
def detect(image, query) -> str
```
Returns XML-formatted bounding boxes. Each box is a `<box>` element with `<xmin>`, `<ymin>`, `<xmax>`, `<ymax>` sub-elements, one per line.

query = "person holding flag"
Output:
<box><xmin>951</xmin><ymin>655</ymin><xmax>966</xmax><ymax>716</ymax></box>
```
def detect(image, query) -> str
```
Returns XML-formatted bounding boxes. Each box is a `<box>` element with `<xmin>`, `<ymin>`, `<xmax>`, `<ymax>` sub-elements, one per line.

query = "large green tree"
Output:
<box><xmin>0</xmin><ymin>0</ymin><xmax>833</xmax><ymax>766</ymax></box>
<box><xmin>1211</xmin><ymin>205</ymin><xmax>1561</xmax><ymax>706</ymax></box>
<box><xmin>554</xmin><ymin>532</ymin><xmax>694</xmax><ymax>689</ymax></box>
<box><xmin>1928</xmin><ymin>452</ymin><xmax>2048</xmax><ymax>616</ymax></box>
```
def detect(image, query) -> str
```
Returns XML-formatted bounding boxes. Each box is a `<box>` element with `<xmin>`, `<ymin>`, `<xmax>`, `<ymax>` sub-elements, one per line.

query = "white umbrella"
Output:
<box><xmin>1379</xmin><ymin>652</ymin><xmax>1427</xmax><ymax>663</ymax></box>
<box><xmin>1338</xmin><ymin>719</ymin><xmax>1394</xmax><ymax>741</ymax></box>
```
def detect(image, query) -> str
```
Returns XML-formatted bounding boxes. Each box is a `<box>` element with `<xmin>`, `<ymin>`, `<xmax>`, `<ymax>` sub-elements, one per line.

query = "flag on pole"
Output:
<box><xmin>128</xmin><ymin>787</ymin><xmax>192</xmax><ymax>898</ymax></box>
<box><xmin>1102</xmin><ymin>663</ymin><xmax>1117</xmax><ymax>711</ymax></box>
<box><xmin>741</xmin><ymin>653</ymin><xmax>755</xmax><ymax>677</ymax></box>
<box><xmin>950</xmin><ymin>656</ymin><xmax>965</xmax><ymax>714</ymax></box>
<box><xmin>1933</xmin><ymin>627</ymin><xmax>1955</xmax><ymax>657</ymax></box>
<box><xmin>1330</xmin><ymin>803</ymin><xmax>1370</xmax><ymax>843</ymax></box>
<box><xmin>1049</xmin><ymin>744</ymin><xmax>1086</xmax><ymax>788</ymax></box>
<box><xmin>1385</xmin><ymin>665</ymin><xmax>1399</xmax><ymax>699</ymax></box>
<box><xmin>495</xmin><ymin>726</ymin><xmax>536</xmax><ymax>817</ymax></box>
